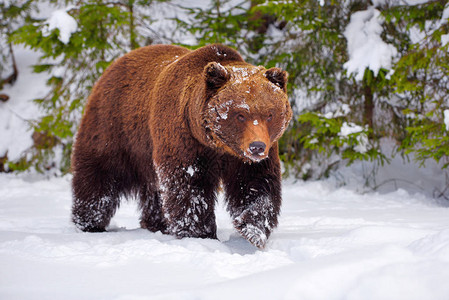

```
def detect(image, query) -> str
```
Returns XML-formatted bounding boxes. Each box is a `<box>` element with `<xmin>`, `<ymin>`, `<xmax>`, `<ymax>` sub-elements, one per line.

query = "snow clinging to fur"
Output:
<box><xmin>216</xmin><ymin>100</ymin><xmax>235</xmax><ymax>120</ymax></box>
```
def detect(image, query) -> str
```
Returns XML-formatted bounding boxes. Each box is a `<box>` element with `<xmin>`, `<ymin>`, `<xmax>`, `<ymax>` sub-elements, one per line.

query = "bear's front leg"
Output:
<box><xmin>155</xmin><ymin>158</ymin><xmax>220</xmax><ymax>239</ymax></box>
<box><xmin>223</xmin><ymin>148</ymin><xmax>282</xmax><ymax>249</ymax></box>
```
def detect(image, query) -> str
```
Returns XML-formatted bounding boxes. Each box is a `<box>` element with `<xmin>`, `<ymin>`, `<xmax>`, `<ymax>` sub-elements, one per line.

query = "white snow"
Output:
<box><xmin>372</xmin><ymin>0</ymin><xmax>431</xmax><ymax>7</ymax></box>
<box><xmin>236</xmin><ymin>101</ymin><xmax>250</xmax><ymax>111</ymax></box>
<box><xmin>442</xmin><ymin>34</ymin><xmax>449</xmax><ymax>47</ymax></box>
<box><xmin>215</xmin><ymin>100</ymin><xmax>234</xmax><ymax>120</ymax></box>
<box><xmin>343</xmin><ymin>7</ymin><xmax>398</xmax><ymax>81</ymax></box>
<box><xmin>340</xmin><ymin>103</ymin><xmax>351</xmax><ymax>115</ymax></box>
<box><xmin>43</xmin><ymin>9</ymin><xmax>78</xmax><ymax>44</ymax></box>
<box><xmin>442</xmin><ymin>4</ymin><xmax>449</xmax><ymax>26</ymax></box>
<box><xmin>443</xmin><ymin>110</ymin><xmax>449</xmax><ymax>130</ymax></box>
<box><xmin>339</xmin><ymin>121</ymin><xmax>365</xmax><ymax>137</ymax></box>
<box><xmin>354</xmin><ymin>132</ymin><xmax>369</xmax><ymax>154</ymax></box>
<box><xmin>186</xmin><ymin>166</ymin><xmax>195</xmax><ymax>176</ymax></box>
<box><xmin>231</xmin><ymin>66</ymin><xmax>260</xmax><ymax>85</ymax></box>
<box><xmin>339</xmin><ymin>122</ymin><xmax>369</xmax><ymax>153</ymax></box>
<box><xmin>1</xmin><ymin>173</ymin><xmax>449</xmax><ymax>299</ymax></box>
<box><xmin>321</xmin><ymin>103</ymin><xmax>351</xmax><ymax>119</ymax></box>
<box><xmin>0</xmin><ymin>45</ymin><xmax>49</xmax><ymax>161</ymax></box>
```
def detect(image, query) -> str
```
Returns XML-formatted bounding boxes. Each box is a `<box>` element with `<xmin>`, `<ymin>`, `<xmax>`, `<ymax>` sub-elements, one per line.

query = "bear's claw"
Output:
<box><xmin>233</xmin><ymin>217</ymin><xmax>268</xmax><ymax>249</ymax></box>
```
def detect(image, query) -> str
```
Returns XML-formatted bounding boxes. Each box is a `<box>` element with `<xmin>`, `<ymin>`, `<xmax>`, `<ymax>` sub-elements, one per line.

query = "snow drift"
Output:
<box><xmin>1</xmin><ymin>173</ymin><xmax>449</xmax><ymax>300</ymax></box>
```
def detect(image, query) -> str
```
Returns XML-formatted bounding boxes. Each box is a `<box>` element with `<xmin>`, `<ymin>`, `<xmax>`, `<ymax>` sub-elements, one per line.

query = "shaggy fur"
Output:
<box><xmin>71</xmin><ymin>44</ymin><xmax>292</xmax><ymax>248</ymax></box>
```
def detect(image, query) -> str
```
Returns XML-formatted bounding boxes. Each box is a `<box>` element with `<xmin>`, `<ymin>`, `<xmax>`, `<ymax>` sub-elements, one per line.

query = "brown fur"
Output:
<box><xmin>71</xmin><ymin>44</ymin><xmax>292</xmax><ymax>248</ymax></box>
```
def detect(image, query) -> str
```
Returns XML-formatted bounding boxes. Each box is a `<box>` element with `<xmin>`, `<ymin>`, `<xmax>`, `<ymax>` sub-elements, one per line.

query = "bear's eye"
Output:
<box><xmin>267</xmin><ymin>114</ymin><xmax>273</xmax><ymax>122</ymax></box>
<box><xmin>237</xmin><ymin>114</ymin><xmax>246</xmax><ymax>122</ymax></box>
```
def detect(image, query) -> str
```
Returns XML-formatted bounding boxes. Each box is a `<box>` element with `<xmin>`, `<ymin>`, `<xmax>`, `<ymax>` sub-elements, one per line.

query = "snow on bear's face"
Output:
<box><xmin>203</xmin><ymin>62</ymin><xmax>292</xmax><ymax>163</ymax></box>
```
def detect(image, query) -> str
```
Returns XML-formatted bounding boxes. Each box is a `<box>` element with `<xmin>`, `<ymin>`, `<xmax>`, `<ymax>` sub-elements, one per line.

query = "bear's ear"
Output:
<box><xmin>204</xmin><ymin>62</ymin><xmax>230</xmax><ymax>91</ymax></box>
<box><xmin>265</xmin><ymin>67</ymin><xmax>288</xmax><ymax>92</ymax></box>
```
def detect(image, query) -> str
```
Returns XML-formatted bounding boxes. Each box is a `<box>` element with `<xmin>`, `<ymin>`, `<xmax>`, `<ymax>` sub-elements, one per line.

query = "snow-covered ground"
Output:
<box><xmin>1</xmin><ymin>173</ymin><xmax>449</xmax><ymax>300</ymax></box>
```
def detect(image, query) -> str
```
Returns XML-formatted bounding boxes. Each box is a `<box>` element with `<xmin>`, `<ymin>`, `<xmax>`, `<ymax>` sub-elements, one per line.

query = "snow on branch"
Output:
<box><xmin>42</xmin><ymin>10</ymin><xmax>78</xmax><ymax>44</ymax></box>
<box><xmin>343</xmin><ymin>7</ymin><xmax>398</xmax><ymax>81</ymax></box>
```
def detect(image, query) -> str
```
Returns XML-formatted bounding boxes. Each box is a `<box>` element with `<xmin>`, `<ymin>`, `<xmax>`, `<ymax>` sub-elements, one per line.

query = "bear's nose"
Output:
<box><xmin>249</xmin><ymin>141</ymin><xmax>266</xmax><ymax>156</ymax></box>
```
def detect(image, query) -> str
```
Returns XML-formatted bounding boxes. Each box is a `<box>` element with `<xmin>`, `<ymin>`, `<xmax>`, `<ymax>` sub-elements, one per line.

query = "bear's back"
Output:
<box><xmin>87</xmin><ymin>44</ymin><xmax>190</xmax><ymax>112</ymax></box>
<box><xmin>75</xmin><ymin>45</ymin><xmax>190</xmax><ymax>156</ymax></box>
<box><xmin>73</xmin><ymin>44</ymin><xmax>246</xmax><ymax>169</ymax></box>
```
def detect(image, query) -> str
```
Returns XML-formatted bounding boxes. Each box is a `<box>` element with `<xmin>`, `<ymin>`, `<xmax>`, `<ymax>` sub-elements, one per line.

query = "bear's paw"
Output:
<box><xmin>233</xmin><ymin>213</ymin><xmax>270</xmax><ymax>249</ymax></box>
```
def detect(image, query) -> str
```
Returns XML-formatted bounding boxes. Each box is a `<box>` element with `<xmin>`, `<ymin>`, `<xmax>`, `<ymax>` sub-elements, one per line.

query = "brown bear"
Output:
<box><xmin>71</xmin><ymin>44</ymin><xmax>292</xmax><ymax>249</ymax></box>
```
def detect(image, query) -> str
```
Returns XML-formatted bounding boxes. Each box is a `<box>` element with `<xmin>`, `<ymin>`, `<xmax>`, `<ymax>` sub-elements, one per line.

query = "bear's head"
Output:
<box><xmin>203</xmin><ymin>62</ymin><xmax>292</xmax><ymax>163</ymax></box>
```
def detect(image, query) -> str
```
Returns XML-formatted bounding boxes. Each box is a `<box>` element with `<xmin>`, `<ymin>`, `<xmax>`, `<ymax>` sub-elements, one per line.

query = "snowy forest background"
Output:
<box><xmin>1</xmin><ymin>0</ymin><xmax>449</xmax><ymax>193</ymax></box>
<box><xmin>2</xmin><ymin>1</ymin><xmax>449</xmax><ymax>299</ymax></box>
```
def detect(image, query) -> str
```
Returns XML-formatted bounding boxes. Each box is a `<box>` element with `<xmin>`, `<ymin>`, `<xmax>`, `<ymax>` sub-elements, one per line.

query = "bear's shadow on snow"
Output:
<box><xmin>221</xmin><ymin>233</ymin><xmax>260</xmax><ymax>255</ymax></box>
<box><xmin>105</xmin><ymin>225</ymin><xmax>259</xmax><ymax>255</ymax></box>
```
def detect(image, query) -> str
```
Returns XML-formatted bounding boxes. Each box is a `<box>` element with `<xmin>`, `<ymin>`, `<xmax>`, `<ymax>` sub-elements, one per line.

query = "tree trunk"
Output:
<box><xmin>363</xmin><ymin>78</ymin><xmax>374</xmax><ymax>132</ymax></box>
<box><xmin>0</xmin><ymin>40</ymin><xmax>19</xmax><ymax>88</ymax></box>
<box><xmin>128</xmin><ymin>1</ymin><xmax>138</xmax><ymax>49</ymax></box>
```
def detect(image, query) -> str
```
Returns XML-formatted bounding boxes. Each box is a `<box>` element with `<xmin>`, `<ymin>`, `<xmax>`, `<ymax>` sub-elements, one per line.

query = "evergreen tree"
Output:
<box><xmin>2</xmin><ymin>0</ymin><xmax>449</xmax><ymax>184</ymax></box>
<box><xmin>177</xmin><ymin>1</ymin><xmax>384</xmax><ymax>179</ymax></box>
<box><xmin>9</xmin><ymin>0</ymin><xmax>167</xmax><ymax>173</ymax></box>
<box><xmin>384</xmin><ymin>1</ymin><xmax>449</xmax><ymax>168</ymax></box>
<box><xmin>183</xmin><ymin>0</ymin><xmax>448</xmax><ymax>180</ymax></box>
<box><xmin>0</xmin><ymin>0</ymin><xmax>34</xmax><ymax>89</ymax></box>
<box><xmin>248</xmin><ymin>0</ymin><xmax>448</xmax><ymax>180</ymax></box>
